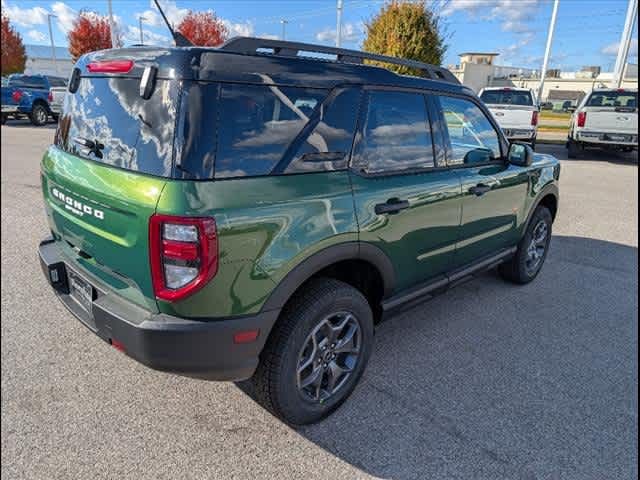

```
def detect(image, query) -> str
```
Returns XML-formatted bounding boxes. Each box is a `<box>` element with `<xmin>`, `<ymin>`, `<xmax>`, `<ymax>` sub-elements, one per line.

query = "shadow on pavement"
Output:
<box><xmin>537</xmin><ymin>143</ymin><xmax>638</xmax><ymax>165</ymax></box>
<box><xmin>1</xmin><ymin>120</ymin><xmax>57</xmax><ymax>130</ymax></box>
<box><xmin>238</xmin><ymin>235</ymin><xmax>638</xmax><ymax>480</ymax></box>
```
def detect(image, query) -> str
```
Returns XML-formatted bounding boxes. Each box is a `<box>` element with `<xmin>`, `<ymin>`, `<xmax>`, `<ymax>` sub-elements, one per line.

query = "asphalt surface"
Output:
<box><xmin>1</xmin><ymin>121</ymin><xmax>637</xmax><ymax>480</ymax></box>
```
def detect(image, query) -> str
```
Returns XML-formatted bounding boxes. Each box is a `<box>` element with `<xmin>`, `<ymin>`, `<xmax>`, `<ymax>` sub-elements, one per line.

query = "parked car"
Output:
<box><xmin>1</xmin><ymin>74</ymin><xmax>67</xmax><ymax>125</ymax></box>
<box><xmin>48</xmin><ymin>85</ymin><xmax>67</xmax><ymax>120</ymax></box>
<box><xmin>567</xmin><ymin>88</ymin><xmax>638</xmax><ymax>158</ymax></box>
<box><xmin>38</xmin><ymin>38</ymin><xmax>560</xmax><ymax>425</ymax></box>
<box><xmin>479</xmin><ymin>87</ymin><xmax>539</xmax><ymax>150</ymax></box>
<box><xmin>540</xmin><ymin>101</ymin><xmax>553</xmax><ymax>110</ymax></box>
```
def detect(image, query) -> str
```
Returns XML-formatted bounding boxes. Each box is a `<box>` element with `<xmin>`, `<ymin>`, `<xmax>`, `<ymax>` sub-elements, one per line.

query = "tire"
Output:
<box><xmin>29</xmin><ymin>104</ymin><xmax>48</xmax><ymax>126</ymax></box>
<box><xmin>567</xmin><ymin>139</ymin><xmax>580</xmax><ymax>159</ymax></box>
<box><xmin>1</xmin><ymin>114</ymin><xmax>6</xmax><ymax>125</ymax></box>
<box><xmin>499</xmin><ymin>206</ymin><xmax>553</xmax><ymax>284</ymax></box>
<box><xmin>51</xmin><ymin>114</ymin><xmax>59</xmax><ymax>123</ymax></box>
<box><xmin>251</xmin><ymin>278</ymin><xmax>374</xmax><ymax>425</ymax></box>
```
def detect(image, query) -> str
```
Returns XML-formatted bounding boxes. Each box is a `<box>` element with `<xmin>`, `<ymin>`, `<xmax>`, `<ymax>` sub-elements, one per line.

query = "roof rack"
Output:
<box><xmin>219</xmin><ymin>37</ymin><xmax>460</xmax><ymax>84</ymax></box>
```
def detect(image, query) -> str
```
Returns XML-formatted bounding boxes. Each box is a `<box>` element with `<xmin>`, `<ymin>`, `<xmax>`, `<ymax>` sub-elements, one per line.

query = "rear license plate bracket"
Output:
<box><xmin>68</xmin><ymin>270</ymin><xmax>94</xmax><ymax>314</ymax></box>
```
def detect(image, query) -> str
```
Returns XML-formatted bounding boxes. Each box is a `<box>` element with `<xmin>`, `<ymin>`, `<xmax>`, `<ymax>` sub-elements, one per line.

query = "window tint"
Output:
<box><xmin>480</xmin><ymin>89</ymin><xmax>533</xmax><ymax>106</ymax></box>
<box><xmin>586</xmin><ymin>91</ymin><xmax>637</xmax><ymax>108</ymax></box>
<box><xmin>438</xmin><ymin>96</ymin><xmax>501</xmax><ymax>165</ymax></box>
<box><xmin>282</xmin><ymin>88</ymin><xmax>361</xmax><ymax>174</ymax></box>
<box><xmin>48</xmin><ymin>77</ymin><xmax>67</xmax><ymax>87</ymax></box>
<box><xmin>353</xmin><ymin>90</ymin><xmax>434</xmax><ymax>173</ymax></box>
<box><xmin>215</xmin><ymin>84</ymin><xmax>327</xmax><ymax>179</ymax></box>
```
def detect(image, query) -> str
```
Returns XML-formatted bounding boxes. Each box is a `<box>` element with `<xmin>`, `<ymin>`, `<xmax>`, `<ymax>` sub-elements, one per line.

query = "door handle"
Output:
<box><xmin>375</xmin><ymin>198</ymin><xmax>410</xmax><ymax>215</ymax></box>
<box><xmin>469</xmin><ymin>183</ymin><xmax>492</xmax><ymax>196</ymax></box>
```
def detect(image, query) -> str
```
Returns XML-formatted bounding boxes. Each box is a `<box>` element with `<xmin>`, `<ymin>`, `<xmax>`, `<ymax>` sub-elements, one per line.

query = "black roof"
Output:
<box><xmin>77</xmin><ymin>37</ymin><xmax>473</xmax><ymax>96</ymax></box>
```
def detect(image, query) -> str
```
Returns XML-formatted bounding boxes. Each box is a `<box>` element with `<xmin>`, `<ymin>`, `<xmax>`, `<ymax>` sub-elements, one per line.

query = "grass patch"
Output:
<box><xmin>538</xmin><ymin>125</ymin><xmax>569</xmax><ymax>132</ymax></box>
<box><xmin>539</xmin><ymin>111</ymin><xmax>572</xmax><ymax>120</ymax></box>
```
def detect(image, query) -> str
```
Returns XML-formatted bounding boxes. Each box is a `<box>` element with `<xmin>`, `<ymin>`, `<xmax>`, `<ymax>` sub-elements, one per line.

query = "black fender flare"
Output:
<box><xmin>260</xmin><ymin>242</ymin><xmax>395</xmax><ymax>312</ymax></box>
<box><xmin>522</xmin><ymin>182</ymin><xmax>559</xmax><ymax>236</ymax></box>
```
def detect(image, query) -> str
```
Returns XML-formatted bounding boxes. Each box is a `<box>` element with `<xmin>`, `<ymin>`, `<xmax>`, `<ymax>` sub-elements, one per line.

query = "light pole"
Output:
<box><xmin>280</xmin><ymin>19</ymin><xmax>288</xmax><ymax>40</ymax></box>
<box><xmin>47</xmin><ymin>13</ymin><xmax>59</xmax><ymax>75</ymax></box>
<box><xmin>336</xmin><ymin>0</ymin><xmax>343</xmax><ymax>47</ymax></box>
<box><xmin>612</xmin><ymin>0</ymin><xmax>638</xmax><ymax>87</ymax></box>
<box><xmin>107</xmin><ymin>0</ymin><xmax>117</xmax><ymax>48</ymax></box>
<box><xmin>138</xmin><ymin>15</ymin><xmax>146</xmax><ymax>45</ymax></box>
<box><xmin>537</xmin><ymin>0</ymin><xmax>559</xmax><ymax>104</ymax></box>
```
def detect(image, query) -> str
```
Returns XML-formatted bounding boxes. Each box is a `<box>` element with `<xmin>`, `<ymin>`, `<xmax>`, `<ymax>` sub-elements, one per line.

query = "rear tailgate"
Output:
<box><xmin>583</xmin><ymin>108</ymin><xmax>638</xmax><ymax>133</ymax></box>
<box><xmin>487</xmin><ymin>105</ymin><xmax>536</xmax><ymax>128</ymax></box>
<box><xmin>41</xmin><ymin>52</ymin><xmax>181</xmax><ymax>310</ymax></box>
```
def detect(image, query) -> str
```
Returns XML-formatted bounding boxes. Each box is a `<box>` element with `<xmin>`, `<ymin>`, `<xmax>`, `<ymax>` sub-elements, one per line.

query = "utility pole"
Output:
<box><xmin>537</xmin><ymin>0</ymin><xmax>559</xmax><ymax>104</ymax></box>
<box><xmin>107</xmin><ymin>0</ymin><xmax>117</xmax><ymax>48</ymax></box>
<box><xmin>336</xmin><ymin>0</ymin><xmax>344</xmax><ymax>47</ymax></box>
<box><xmin>47</xmin><ymin>13</ymin><xmax>59</xmax><ymax>75</ymax></box>
<box><xmin>280</xmin><ymin>19</ymin><xmax>288</xmax><ymax>40</ymax></box>
<box><xmin>612</xmin><ymin>0</ymin><xmax>638</xmax><ymax>87</ymax></box>
<box><xmin>138</xmin><ymin>16</ymin><xmax>146</xmax><ymax>45</ymax></box>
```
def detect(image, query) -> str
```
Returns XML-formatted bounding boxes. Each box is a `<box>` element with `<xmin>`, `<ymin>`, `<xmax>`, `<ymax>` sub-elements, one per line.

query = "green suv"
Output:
<box><xmin>38</xmin><ymin>38</ymin><xmax>560</xmax><ymax>425</ymax></box>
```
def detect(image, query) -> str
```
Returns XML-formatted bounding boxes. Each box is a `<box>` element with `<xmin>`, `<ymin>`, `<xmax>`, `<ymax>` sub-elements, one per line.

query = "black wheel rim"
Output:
<box><xmin>296</xmin><ymin>311</ymin><xmax>361</xmax><ymax>404</ymax></box>
<box><xmin>525</xmin><ymin>219</ymin><xmax>548</xmax><ymax>275</ymax></box>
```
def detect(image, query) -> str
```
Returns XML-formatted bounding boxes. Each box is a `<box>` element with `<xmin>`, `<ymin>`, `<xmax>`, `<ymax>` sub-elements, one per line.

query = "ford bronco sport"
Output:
<box><xmin>39</xmin><ymin>37</ymin><xmax>560</xmax><ymax>425</ymax></box>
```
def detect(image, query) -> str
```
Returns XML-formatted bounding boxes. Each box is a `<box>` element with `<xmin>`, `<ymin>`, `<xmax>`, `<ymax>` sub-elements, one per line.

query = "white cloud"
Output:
<box><xmin>51</xmin><ymin>2</ymin><xmax>77</xmax><ymax>33</ymax></box>
<box><xmin>316</xmin><ymin>22</ymin><xmax>363</xmax><ymax>44</ymax></box>
<box><xmin>601</xmin><ymin>38</ymin><xmax>638</xmax><ymax>57</ymax></box>
<box><xmin>122</xmin><ymin>24</ymin><xmax>171</xmax><ymax>46</ymax></box>
<box><xmin>222</xmin><ymin>20</ymin><xmax>254</xmax><ymax>37</ymax></box>
<box><xmin>257</xmin><ymin>33</ymin><xmax>280</xmax><ymax>40</ymax></box>
<box><xmin>26</xmin><ymin>29</ymin><xmax>47</xmax><ymax>42</ymax></box>
<box><xmin>147</xmin><ymin>0</ymin><xmax>189</xmax><ymax>27</ymax></box>
<box><xmin>1</xmin><ymin>0</ymin><xmax>48</xmax><ymax>27</ymax></box>
<box><xmin>442</xmin><ymin>0</ymin><xmax>541</xmax><ymax>34</ymax></box>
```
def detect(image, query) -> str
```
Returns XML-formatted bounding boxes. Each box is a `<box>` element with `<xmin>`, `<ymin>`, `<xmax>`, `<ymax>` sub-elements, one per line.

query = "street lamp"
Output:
<box><xmin>138</xmin><ymin>15</ymin><xmax>146</xmax><ymax>45</ymax></box>
<box><xmin>47</xmin><ymin>13</ymin><xmax>59</xmax><ymax>75</ymax></box>
<box><xmin>280</xmin><ymin>19</ymin><xmax>288</xmax><ymax>40</ymax></box>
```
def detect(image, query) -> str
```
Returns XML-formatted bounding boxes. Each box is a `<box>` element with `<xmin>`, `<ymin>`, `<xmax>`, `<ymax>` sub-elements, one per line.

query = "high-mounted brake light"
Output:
<box><xmin>87</xmin><ymin>60</ymin><xmax>134</xmax><ymax>73</ymax></box>
<box><xmin>149</xmin><ymin>214</ymin><xmax>218</xmax><ymax>301</ymax></box>
<box><xmin>577</xmin><ymin>111</ymin><xmax>587</xmax><ymax>127</ymax></box>
<box><xmin>12</xmin><ymin>90</ymin><xmax>23</xmax><ymax>103</ymax></box>
<box><xmin>531</xmin><ymin>110</ymin><xmax>538</xmax><ymax>126</ymax></box>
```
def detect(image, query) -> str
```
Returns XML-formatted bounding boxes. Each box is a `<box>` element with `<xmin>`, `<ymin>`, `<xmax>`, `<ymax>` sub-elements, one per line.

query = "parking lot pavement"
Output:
<box><xmin>1</xmin><ymin>122</ymin><xmax>637</xmax><ymax>480</ymax></box>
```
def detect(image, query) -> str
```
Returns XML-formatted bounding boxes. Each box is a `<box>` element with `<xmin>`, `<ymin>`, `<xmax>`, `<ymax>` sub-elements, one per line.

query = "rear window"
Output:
<box><xmin>54</xmin><ymin>77</ymin><xmax>180</xmax><ymax>177</ymax></box>
<box><xmin>586</xmin><ymin>91</ymin><xmax>637</xmax><ymax>108</ymax></box>
<box><xmin>480</xmin><ymin>90</ymin><xmax>533</xmax><ymax>106</ymax></box>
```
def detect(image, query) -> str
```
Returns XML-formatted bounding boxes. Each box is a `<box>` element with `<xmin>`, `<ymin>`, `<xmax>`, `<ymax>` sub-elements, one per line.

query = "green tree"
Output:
<box><xmin>362</xmin><ymin>1</ymin><xmax>447</xmax><ymax>76</ymax></box>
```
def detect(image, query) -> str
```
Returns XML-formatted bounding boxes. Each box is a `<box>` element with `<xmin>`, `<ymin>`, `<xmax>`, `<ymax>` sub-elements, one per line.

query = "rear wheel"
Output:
<box><xmin>251</xmin><ymin>278</ymin><xmax>374</xmax><ymax>425</ymax></box>
<box><xmin>567</xmin><ymin>139</ymin><xmax>580</xmax><ymax>158</ymax></box>
<box><xmin>499</xmin><ymin>205</ymin><xmax>552</xmax><ymax>284</ymax></box>
<box><xmin>1</xmin><ymin>114</ymin><xmax>6</xmax><ymax>125</ymax></box>
<box><xmin>29</xmin><ymin>104</ymin><xmax>48</xmax><ymax>126</ymax></box>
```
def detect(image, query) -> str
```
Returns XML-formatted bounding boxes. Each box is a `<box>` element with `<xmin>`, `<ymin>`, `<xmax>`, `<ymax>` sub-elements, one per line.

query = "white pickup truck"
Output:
<box><xmin>479</xmin><ymin>87</ymin><xmax>538</xmax><ymax>149</ymax></box>
<box><xmin>48</xmin><ymin>86</ymin><xmax>66</xmax><ymax>122</ymax></box>
<box><xmin>567</xmin><ymin>88</ymin><xmax>638</xmax><ymax>158</ymax></box>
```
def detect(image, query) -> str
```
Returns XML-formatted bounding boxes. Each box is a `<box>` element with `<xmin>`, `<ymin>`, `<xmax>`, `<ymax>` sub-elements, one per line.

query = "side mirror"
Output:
<box><xmin>508</xmin><ymin>142</ymin><xmax>534</xmax><ymax>167</ymax></box>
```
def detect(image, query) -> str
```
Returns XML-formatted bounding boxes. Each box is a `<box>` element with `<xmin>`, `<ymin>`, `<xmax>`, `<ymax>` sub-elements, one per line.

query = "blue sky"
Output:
<box><xmin>2</xmin><ymin>0</ymin><xmax>638</xmax><ymax>72</ymax></box>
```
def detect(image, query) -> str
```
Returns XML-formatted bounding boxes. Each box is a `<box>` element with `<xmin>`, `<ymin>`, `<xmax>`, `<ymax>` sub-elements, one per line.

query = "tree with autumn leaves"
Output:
<box><xmin>177</xmin><ymin>11</ymin><xmax>228</xmax><ymax>47</ymax></box>
<box><xmin>1</xmin><ymin>15</ymin><xmax>26</xmax><ymax>76</ymax></box>
<box><xmin>68</xmin><ymin>11</ymin><xmax>119</xmax><ymax>62</ymax></box>
<box><xmin>363</xmin><ymin>1</ymin><xmax>447</xmax><ymax>77</ymax></box>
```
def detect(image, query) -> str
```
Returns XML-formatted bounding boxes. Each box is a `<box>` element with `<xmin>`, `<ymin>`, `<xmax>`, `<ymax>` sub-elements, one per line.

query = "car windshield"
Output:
<box><xmin>480</xmin><ymin>90</ymin><xmax>533</xmax><ymax>106</ymax></box>
<box><xmin>586</xmin><ymin>91</ymin><xmax>637</xmax><ymax>108</ymax></box>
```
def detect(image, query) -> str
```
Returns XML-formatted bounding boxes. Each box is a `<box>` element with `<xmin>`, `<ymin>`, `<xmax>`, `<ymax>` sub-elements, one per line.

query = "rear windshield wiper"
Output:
<box><xmin>73</xmin><ymin>137</ymin><xmax>104</xmax><ymax>159</ymax></box>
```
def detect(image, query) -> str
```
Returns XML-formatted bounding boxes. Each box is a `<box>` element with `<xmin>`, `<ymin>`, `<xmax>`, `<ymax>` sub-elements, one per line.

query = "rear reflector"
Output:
<box><xmin>87</xmin><ymin>60</ymin><xmax>134</xmax><ymax>73</ymax></box>
<box><xmin>111</xmin><ymin>339</ymin><xmax>126</xmax><ymax>352</ymax></box>
<box><xmin>233</xmin><ymin>330</ymin><xmax>260</xmax><ymax>344</ymax></box>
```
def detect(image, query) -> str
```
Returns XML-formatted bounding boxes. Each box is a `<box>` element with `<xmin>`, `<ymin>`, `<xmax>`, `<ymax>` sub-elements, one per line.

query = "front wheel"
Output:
<box><xmin>29</xmin><ymin>104</ymin><xmax>48</xmax><ymax>126</ymax></box>
<box><xmin>251</xmin><ymin>278</ymin><xmax>374</xmax><ymax>425</ymax></box>
<box><xmin>499</xmin><ymin>206</ymin><xmax>552</xmax><ymax>284</ymax></box>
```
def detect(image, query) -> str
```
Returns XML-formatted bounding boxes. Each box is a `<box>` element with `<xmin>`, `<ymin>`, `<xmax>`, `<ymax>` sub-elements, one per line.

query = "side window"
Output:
<box><xmin>438</xmin><ymin>95</ymin><xmax>501</xmax><ymax>165</ymax></box>
<box><xmin>26</xmin><ymin>76</ymin><xmax>46</xmax><ymax>88</ymax></box>
<box><xmin>283</xmin><ymin>88</ymin><xmax>361</xmax><ymax>174</ymax></box>
<box><xmin>215</xmin><ymin>84</ymin><xmax>327</xmax><ymax>179</ymax></box>
<box><xmin>353</xmin><ymin>90</ymin><xmax>434</xmax><ymax>174</ymax></box>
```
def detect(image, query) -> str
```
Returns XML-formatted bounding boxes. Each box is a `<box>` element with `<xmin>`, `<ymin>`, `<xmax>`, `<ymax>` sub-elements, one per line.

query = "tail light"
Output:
<box><xmin>531</xmin><ymin>111</ymin><xmax>538</xmax><ymax>126</ymax></box>
<box><xmin>577</xmin><ymin>111</ymin><xmax>587</xmax><ymax>127</ymax></box>
<box><xmin>48</xmin><ymin>91</ymin><xmax>53</xmax><ymax>102</ymax></box>
<box><xmin>149</xmin><ymin>214</ymin><xmax>218</xmax><ymax>301</ymax></box>
<box><xmin>11</xmin><ymin>90</ymin><xmax>23</xmax><ymax>103</ymax></box>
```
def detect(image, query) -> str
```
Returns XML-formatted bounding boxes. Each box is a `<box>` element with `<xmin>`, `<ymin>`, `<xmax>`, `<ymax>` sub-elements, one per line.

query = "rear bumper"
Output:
<box><xmin>1</xmin><ymin>105</ymin><xmax>19</xmax><ymax>114</ymax></box>
<box><xmin>38</xmin><ymin>237</ymin><xmax>279</xmax><ymax>381</ymax></box>
<box><xmin>576</xmin><ymin>131</ymin><xmax>638</xmax><ymax>146</ymax></box>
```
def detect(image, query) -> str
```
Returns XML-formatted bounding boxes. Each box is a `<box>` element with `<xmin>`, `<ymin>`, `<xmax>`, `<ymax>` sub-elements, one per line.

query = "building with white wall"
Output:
<box><xmin>24</xmin><ymin>45</ymin><xmax>74</xmax><ymax>78</ymax></box>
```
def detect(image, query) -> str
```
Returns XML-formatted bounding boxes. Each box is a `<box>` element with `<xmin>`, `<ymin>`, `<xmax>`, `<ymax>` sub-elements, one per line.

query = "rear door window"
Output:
<box><xmin>215</xmin><ymin>84</ymin><xmax>327</xmax><ymax>179</ymax></box>
<box><xmin>352</xmin><ymin>90</ymin><xmax>435</xmax><ymax>174</ymax></box>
